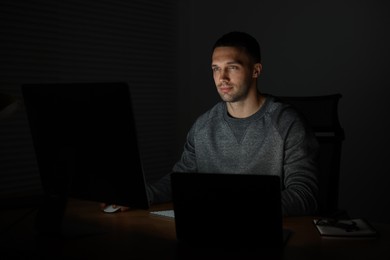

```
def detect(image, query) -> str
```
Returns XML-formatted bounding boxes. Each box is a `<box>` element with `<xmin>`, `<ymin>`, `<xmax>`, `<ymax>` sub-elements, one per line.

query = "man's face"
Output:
<box><xmin>211</xmin><ymin>46</ymin><xmax>259</xmax><ymax>103</ymax></box>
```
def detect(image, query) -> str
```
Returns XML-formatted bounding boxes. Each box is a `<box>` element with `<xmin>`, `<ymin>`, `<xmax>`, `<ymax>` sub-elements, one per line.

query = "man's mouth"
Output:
<box><xmin>219</xmin><ymin>84</ymin><xmax>232</xmax><ymax>93</ymax></box>
<box><xmin>220</xmin><ymin>87</ymin><xmax>231</xmax><ymax>93</ymax></box>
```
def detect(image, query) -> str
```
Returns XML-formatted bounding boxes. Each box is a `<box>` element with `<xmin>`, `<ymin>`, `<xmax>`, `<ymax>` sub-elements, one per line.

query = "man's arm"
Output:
<box><xmin>280</xmin><ymin>113</ymin><xmax>320</xmax><ymax>216</ymax></box>
<box><xmin>146</xmin><ymin>173</ymin><xmax>172</xmax><ymax>204</ymax></box>
<box><xmin>147</xmin><ymin>124</ymin><xmax>198</xmax><ymax>204</ymax></box>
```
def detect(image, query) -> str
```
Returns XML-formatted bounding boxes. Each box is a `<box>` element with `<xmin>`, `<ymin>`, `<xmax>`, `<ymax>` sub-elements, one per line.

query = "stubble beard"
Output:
<box><xmin>217</xmin><ymin>83</ymin><xmax>250</xmax><ymax>103</ymax></box>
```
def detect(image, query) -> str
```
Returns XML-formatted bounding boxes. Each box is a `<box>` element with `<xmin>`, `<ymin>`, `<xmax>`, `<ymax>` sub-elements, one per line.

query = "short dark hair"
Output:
<box><xmin>212</xmin><ymin>31</ymin><xmax>261</xmax><ymax>63</ymax></box>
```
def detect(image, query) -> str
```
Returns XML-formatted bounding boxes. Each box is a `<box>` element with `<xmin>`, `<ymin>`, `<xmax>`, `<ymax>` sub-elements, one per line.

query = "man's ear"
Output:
<box><xmin>253</xmin><ymin>63</ymin><xmax>262</xmax><ymax>78</ymax></box>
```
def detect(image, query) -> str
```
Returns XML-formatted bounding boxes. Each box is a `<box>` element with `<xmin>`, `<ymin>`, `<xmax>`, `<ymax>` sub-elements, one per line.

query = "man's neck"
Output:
<box><xmin>226</xmin><ymin>92</ymin><xmax>265</xmax><ymax>119</ymax></box>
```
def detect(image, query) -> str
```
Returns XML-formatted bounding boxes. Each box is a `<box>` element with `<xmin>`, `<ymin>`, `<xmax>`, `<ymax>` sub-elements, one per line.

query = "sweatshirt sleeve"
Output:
<box><xmin>146</xmin><ymin>173</ymin><xmax>172</xmax><ymax>204</ymax></box>
<box><xmin>278</xmin><ymin>108</ymin><xmax>320</xmax><ymax>216</ymax></box>
<box><xmin>146</xmin><ymin>122</ymin><xmax>198</xmax><ymax>204</ymax></box>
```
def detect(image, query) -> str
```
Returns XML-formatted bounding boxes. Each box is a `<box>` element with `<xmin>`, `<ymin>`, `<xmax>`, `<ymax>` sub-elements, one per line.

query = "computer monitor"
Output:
<box><xmin>22</xmin><ymin>82</ymin><xmax>149</xmax><ymax>233</ymax></box>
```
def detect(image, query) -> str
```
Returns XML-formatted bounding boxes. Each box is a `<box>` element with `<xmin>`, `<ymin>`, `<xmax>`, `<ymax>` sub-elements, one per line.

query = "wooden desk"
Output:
<box><xmin>1</xmin><ymin>198</ymin><xmax>389</xmax><ymax>259</ymax></box>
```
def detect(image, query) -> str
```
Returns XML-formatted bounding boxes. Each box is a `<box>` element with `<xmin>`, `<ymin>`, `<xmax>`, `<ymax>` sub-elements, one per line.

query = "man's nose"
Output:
<box><xmin>219</xmin><ymin>69</ymin><xmax>229</xmax><ymax>82</ymax></box>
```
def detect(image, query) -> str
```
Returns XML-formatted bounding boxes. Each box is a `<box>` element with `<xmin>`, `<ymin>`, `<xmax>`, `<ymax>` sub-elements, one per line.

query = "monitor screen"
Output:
<box><xmin>21</xmin><ymin>82</ymin><xmax>150</xmax><ymax>215</ymax></box>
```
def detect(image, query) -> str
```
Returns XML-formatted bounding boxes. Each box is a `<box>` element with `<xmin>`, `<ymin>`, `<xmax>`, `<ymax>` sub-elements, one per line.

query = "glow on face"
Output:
<box><xmin>211</xmin><ymin>47</ymin><xmax>255</xmax><ymax>103</ymax></box>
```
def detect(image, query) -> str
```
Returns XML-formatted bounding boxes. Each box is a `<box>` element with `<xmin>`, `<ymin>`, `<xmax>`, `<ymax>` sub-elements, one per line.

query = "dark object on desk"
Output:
<box><xmin>171</xmin><ymin>172</ymin><xmax>288</xmax><ymax>250</ymax></box>
<box><xmin>21</xmin><ymin>82</ymin><xmax>150</xmax><ymax>234</ymax></box>
<box><xmin>313</xmin><ymin>218</ymin><xmax>378</xmax><ymax>238</ymax></box>
<box><xmin>278</xmin><ymin>94</ymin><xmax>345</xmax><ymax>217</ymax></box>
<box><xmin>317</xmin><ymin>218</ymin><xmax>360</xmax><ymax>232</ymax></box>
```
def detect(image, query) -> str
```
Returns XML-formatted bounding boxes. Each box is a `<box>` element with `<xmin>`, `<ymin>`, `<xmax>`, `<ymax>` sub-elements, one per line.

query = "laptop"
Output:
<box><xmin>21</xmin><ymin>82</ymin><xmax>150</xmax><ymax>234</ymax></box>
<box><xmin>170</xmin><ymin>172</ymin><xmax>289</xmax><ymax>250</ymax></box>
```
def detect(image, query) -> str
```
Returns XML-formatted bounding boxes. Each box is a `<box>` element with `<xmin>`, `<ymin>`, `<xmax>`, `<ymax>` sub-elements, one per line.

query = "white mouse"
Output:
<box><xmin>103</xmin><ymin>204</ymin><xmax>121</xmax><ymax>213</ymax></box>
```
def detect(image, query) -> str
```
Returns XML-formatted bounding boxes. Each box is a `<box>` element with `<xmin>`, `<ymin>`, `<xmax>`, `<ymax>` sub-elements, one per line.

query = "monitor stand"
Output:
<box><xmin>34</xmin><ymin>195</ymin><xmax>108</xmax><ymax>240</ymax></box>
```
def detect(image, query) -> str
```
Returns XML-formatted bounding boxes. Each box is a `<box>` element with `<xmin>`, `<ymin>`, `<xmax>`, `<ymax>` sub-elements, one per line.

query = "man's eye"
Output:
<box><xmin>212</xmin><ymin>67</ymin><xmax>220</xmax><ymax>72</ymax></box>
<box><xmin>228</xmin><ymin>66</ymin><xmax>238</xmax><ymax>70</ymax></box>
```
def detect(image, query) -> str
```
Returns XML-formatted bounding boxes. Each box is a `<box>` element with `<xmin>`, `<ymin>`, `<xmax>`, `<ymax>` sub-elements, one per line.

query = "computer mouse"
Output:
<box><xmin>102</xmin><ymin>204</ymin><xmax>121</xmax><ymax>213</ymax></box>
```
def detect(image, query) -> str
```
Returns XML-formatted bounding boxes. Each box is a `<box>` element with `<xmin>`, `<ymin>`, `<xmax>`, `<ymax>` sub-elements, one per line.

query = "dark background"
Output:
<box><xmin>1</xmin><ymin>0</ymin><xmax>389</xmax><ymax>224</ymax></box>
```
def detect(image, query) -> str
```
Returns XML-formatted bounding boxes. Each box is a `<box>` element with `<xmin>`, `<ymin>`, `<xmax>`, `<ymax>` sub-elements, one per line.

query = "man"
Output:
<box><xmin>105</xmin><ymin>31</ymin><xmax>319</xmax><ymax>216</ymax></box>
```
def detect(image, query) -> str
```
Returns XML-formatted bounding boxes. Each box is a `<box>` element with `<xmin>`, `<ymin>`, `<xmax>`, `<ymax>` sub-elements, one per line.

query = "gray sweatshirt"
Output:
<box><xmin>147</xmin><ymin>94</ymin><xmax>319</xmax><ymax>216</ymax></box>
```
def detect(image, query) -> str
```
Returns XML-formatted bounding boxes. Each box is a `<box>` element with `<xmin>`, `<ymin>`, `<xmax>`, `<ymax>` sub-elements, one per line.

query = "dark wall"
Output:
<box><xmin>177</xmin><ymin>0</ymin><xmax>390</xmax><ymax>223</ymax></box>
<box><xmin>0</xmin><ymin>0</ymin><xmax>180</xmax><ymax>201</ymax></box>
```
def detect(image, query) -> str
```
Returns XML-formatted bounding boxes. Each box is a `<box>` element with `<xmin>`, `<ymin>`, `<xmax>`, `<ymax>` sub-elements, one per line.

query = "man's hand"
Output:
<box><xmin>100</xmin><ymin>203</ymin><xmax>130</xmax><ymax>213</ymax></box>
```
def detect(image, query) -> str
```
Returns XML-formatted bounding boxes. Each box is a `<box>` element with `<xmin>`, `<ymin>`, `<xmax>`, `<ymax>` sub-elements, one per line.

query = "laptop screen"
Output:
<box><xmin>22</xmin><ymin>82</ymin><xmax>149</xmax><ymax>212</ymax></box>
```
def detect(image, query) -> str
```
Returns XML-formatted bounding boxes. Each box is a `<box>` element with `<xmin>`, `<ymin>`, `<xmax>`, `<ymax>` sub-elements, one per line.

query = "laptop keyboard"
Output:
<box><xmin>149</xmin><ymin>210</ymin><xmax>175</xmax><ymax>218</ymax></box>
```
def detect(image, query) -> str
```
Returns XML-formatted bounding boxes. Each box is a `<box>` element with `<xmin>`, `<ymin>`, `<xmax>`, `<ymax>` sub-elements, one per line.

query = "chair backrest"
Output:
<box><xmin>278</xmin><ymin>94</ymin><xmax>345</xmax><ymax>217</ymax></box>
